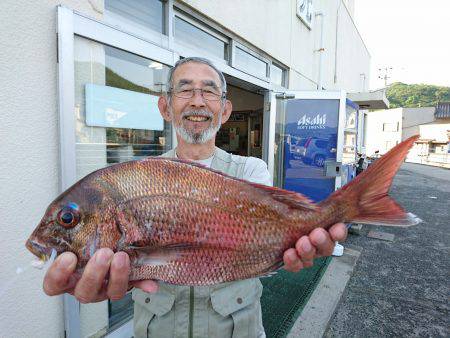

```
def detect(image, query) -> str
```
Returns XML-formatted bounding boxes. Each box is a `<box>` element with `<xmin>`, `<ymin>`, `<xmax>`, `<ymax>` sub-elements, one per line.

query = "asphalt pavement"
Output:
<box><xmin>324</xmin><ymin>163</ymin><xmax>450</xmax><ymax>337</ymax></box>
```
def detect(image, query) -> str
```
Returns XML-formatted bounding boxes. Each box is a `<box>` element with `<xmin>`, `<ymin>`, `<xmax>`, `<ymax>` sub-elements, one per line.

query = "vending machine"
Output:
<box><xmin>270</xmin><ymin>91</ymin><xmax>359</xmax><ymax>202</ymax></box>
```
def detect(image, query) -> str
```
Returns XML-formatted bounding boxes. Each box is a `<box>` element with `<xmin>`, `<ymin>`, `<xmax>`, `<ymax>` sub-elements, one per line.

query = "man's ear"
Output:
<box><xmin>221</xmin><ymin>99</ymin><xmax>233</xmax><ymax>124</ymax></box>
<box><xmin>158</xmin><ymin>96</ymin><xmax>172</xmax><ymax>121</ymax></box>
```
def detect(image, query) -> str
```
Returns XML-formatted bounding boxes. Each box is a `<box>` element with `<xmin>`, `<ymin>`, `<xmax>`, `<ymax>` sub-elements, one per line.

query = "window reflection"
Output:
<box><xmin>75</xmin><ymin>36</ymin><xmax>171</xmax><ymax>179</ymax></box>
<box><xmin>235</xmin><ymin>47</ymin><xmax>268</xmax><ymax>79</ymax></box>
<box><xmin>270</xmin><ymin>63</ymin><xmax>284</xmax><ymax>87</ymax></box>
<box><xmin>105</xmin><ymin>0</ymin><xmax>164</xmax><ymax>34</ymax></box>
<box><xmin>74</xmin><ymin>36</ymin><xmax>172</xmax><ymax>330</ymax></box>
<box><xmin>174</xmin><ymin>16</ymin><xmax>228</xmax><ymax>60</ymax></box>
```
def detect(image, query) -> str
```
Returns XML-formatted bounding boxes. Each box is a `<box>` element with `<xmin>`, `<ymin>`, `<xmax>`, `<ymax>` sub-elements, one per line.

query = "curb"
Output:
<box><xmin>287</xmin><ymin>245</ymin><xmax>362</xmax><ymax>338</ymax></box>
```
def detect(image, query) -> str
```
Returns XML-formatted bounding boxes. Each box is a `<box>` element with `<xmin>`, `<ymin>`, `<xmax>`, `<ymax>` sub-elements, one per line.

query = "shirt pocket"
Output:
<box><xmin>132</xmin><ymin>287</ymin><xmax>176</xmax><ymax>338</ymax></box>
<box><xmin>210</xmin><ymin>279</ymin><xmax>263</xmax><ymax>338</ymax></box>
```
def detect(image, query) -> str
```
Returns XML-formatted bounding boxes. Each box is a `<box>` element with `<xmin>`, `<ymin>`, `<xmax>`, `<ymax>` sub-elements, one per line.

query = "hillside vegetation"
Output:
<box><xmin>387</xmin><ymin>82</ymin><xmax>450</xmax><ymax>108</ymax></box>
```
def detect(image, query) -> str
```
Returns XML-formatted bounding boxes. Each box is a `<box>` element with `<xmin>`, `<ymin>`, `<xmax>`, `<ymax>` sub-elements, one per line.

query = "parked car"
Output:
<box><xmin>290</xmin><ymin>138</ymin><xmax>309</xmax><ymax>160</ymax></box>
<box><xmin>301</xmin><ymin>137</ymin><xmax>335</xmax><ymax>167</ymax></box>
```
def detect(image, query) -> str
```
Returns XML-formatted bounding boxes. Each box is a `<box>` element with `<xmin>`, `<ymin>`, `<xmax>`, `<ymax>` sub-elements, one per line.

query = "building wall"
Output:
<box><xmin>364</xmin><ymin>108</ymin><xmax>403</xmax><ymax>156</ymax></box>
<box><xmin>181</xmin><ymin>0</ymin><xmax>370</xmax><ymax>92</ymax></box>
<box><xmin>364</xmin><ymin>106</ymin><xmax>449</xmax><ymax>167</ymax></box>
<box><xmin>0</xmin><ymin>2</ymin><xmax>103</xmax><ymax>338</ymax></box>
<box><xmin>408</xmin><ymin>121</ymin><xmax>450</xmax><ymax>167</ymax></box>
<box><xmin>402</xmin><ymin>107</ymin><xmax>435</xmax><ymax>129</ymax></box>
<box><xmin>419</xmin><ymin>122</ymin><xmax>450</xmax><ymax>142</ymax></box>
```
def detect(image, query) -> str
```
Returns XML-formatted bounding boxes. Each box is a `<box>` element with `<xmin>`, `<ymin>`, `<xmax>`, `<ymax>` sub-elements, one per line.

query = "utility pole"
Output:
<box><xmin>378</xmin><ymin>67</ymin><xmax>393</xmax><ymax>87</ymax></box>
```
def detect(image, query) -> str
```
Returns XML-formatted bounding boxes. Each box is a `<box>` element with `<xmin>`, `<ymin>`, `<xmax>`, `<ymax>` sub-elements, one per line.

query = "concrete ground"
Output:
<box><xmin>287</xmin><ymin>245</ymin><xmax>362</xmax><ymax>338</ymax></box>
<box><xmin>323</xmin><ymin>163</ymin><xmax>450</xmax><ymax>337</ymax></box>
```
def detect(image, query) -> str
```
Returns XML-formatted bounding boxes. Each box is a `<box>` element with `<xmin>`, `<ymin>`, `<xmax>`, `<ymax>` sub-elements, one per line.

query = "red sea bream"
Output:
<box><xmin>26</xmin><ymin>136</ymin><xmax>421</xmax><ymax>285</ymax></box>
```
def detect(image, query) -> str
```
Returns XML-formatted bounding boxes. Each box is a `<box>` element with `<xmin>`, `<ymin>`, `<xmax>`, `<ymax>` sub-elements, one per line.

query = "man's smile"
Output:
<box><xmin>184</xmin><ymin>115</ymin><xmax>211</xmax><ymax>122</ymax></box>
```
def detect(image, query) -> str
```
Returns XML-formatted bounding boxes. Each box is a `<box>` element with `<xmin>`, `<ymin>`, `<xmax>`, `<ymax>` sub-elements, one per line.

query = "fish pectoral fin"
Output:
<box><xmin>130</xmin><ymin>243</ymin><xmax>202</xmax><ymax>266</ymax></box>
<box><xmin>134</xmin><ymin>249</ymin><xmax>179</xmax><ymax>266</ymax></box>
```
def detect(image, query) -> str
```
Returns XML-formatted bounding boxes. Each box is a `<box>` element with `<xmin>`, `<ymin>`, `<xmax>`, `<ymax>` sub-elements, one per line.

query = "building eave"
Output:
<box><xmin>347</xmin><ymin>89</ymin><xmax>390</xmax><ymax>110</ymax></box>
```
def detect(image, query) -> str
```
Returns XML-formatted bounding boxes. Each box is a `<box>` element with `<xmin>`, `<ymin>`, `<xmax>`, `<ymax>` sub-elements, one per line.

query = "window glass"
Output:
<box><xmin>105</xmin><ymin>0</ymin><xmax>164</xmax><ymax>34</ymax></box>
<box><xmin>382</xmin><ymin>122</ymin><xmax>398</xmax><ymax>132</ymax></box>
<box><xmin>74</xmin><ymin>36</ymin><xmax>172</xmax><ymax>329</ymax></box>
<box><xmin>234</xmin><ymin>47</ymin><xmax>268</xmax><ymax>80</ymax></box>
<box><xmin>174</xmin><ymin>16</ymin><xmax>228</xmax><ymax>60</ymax></box>
<box><xmin>270</xmin><ymin>63</ymin><xmax>284</xmax><ymax>86</ymax></box>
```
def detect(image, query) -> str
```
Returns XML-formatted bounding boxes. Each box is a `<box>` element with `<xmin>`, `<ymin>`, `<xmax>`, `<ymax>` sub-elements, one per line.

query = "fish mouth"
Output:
<box><xmin>26</xmin><ymin>238</ymin><xmax>53</xmax><ymax>261</ymax></box>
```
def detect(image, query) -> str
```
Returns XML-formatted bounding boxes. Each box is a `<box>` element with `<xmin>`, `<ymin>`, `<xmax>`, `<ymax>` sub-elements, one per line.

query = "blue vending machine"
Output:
<box><xmin>272</xmin><ymin>91</ymin><xmax>359</xmax><ymax>201</ymax></box>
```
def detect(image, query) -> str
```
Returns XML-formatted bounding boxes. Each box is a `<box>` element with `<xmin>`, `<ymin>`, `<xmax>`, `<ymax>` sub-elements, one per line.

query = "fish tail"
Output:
<box><xmin>323</xmin><ymin>135</ymin><xmax>421</xmax><ymax>227</ymax></box>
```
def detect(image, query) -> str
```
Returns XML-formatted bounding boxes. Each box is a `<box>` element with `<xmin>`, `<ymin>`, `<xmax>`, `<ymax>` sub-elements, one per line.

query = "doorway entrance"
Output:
<box><xmin>216</xmin><ymin>82</ymin><xmax>265</xmax><ymax>158</ymax></box>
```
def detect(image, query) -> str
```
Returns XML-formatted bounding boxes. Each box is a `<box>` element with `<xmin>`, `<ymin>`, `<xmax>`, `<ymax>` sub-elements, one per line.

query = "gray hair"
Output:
<box><xmin>166</xmin><ymin>57</ymin><xmax>227</xmax><ymax>103</ymax></box>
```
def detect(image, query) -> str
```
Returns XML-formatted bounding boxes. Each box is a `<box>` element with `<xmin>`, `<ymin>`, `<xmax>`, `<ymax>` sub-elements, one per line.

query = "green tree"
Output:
<box><xmin>386</xmin><ymin>82</ymin><xmax>450</xmax><ymax>108</ymax></box>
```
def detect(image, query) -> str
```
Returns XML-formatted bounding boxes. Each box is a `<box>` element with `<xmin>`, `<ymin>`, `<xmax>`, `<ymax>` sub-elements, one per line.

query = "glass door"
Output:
<box><xmin>57</xmin><ymin>6</ymin><xmax>176</xmax><ymax>338</ymax></box>
<box><xmin>271</xmin><ymin>91</ymin><xmax>346</xmax><ymax>202</ymax></box>
<box><xmin>73</xmin><ymin>34</ymin><xmax>173</xmax><ymax>335</ymax></box>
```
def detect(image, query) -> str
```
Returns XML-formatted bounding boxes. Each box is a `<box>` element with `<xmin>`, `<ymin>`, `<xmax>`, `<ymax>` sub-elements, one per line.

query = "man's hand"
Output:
<box><xmin>43</xmin><ymin>248</ymin><xmax>159</xmax><ymax>303</ymax></box>
<box><xmin>283</xmin><ymin>223</ymin><xmax>347</xmax><ymax>272</ymax></box>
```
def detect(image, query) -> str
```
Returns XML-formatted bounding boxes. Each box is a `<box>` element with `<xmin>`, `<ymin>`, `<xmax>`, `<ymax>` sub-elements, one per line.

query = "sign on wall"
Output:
<box><xmin>85</xmin><ymin>84</ymin><xmax>163</xmax><ymax>131</ymax></box>
<box><xmin>296</xmin><ymin>0</ymin><xmax>313</xmax><ymax>29</ymax></box>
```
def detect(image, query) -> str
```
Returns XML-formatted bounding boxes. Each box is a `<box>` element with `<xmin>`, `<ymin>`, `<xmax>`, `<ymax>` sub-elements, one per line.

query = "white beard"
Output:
<box><xmin>172</xmin><ymin>109</ymin><xmax>222</xmax><ymax>144</ymax></box>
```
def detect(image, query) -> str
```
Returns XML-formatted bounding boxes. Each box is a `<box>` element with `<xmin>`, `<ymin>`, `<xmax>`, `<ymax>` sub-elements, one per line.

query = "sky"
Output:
<box><xmin>354</xmin><ymin>0</ymin><xmax>450</xmax><ymax>89</ymax></box>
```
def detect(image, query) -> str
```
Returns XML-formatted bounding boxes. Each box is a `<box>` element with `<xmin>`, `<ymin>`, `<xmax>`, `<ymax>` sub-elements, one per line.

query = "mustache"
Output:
<box><xmin>181</xmin><ymin>110</ymin><xmax>214</xmax><ymax>119</ymax></box>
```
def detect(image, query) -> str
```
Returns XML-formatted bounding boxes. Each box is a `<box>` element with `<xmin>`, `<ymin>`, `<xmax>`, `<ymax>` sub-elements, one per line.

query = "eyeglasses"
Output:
<box><xmin>169</xmin><ymin>88</ymin><xmax>226</xmax><ymax>101</ymax></box>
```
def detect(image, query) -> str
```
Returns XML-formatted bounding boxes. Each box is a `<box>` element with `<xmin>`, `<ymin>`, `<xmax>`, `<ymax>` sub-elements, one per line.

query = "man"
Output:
<box><xmin>43</xmin><ymin>57</ymin><xmax>347</xmax><ymax>337</ymax></box>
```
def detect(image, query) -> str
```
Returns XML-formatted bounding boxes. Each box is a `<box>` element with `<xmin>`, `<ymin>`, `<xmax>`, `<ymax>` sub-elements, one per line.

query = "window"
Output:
<box><xmin>105</xmin><ymin>0</ymin><xmax>165</xmax><ymax>34</ymax></box>
<box><xmin>382</xmin><ymin>122</ymin><xmax>399</xmax><ymax>132</ymax></box>
<box><xmin>270</xmin><ymin>63</ymin><xmax>286</xmax><ymax>87</ymax></box>
<box><xmin>385</xmin><ymin>141</ymin><xmax>393</xmax><ymax>151</ymax></box>
<box><xmin>174</xmin><ymin>15</ymin><xmax>229</xmax><ymax>60</ymax></box>
<box><xmin>74</xmin><ymin>36</ymin><xmax>172</xmax><ymax>330</ymax></box>
<box><xmin>234</xmin><ymin>46</ymin><xmax>268</xmax><ymax>80</ymax></box>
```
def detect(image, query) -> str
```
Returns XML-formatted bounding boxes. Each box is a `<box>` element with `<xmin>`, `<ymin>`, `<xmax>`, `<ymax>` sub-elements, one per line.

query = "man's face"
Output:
<box><xmin>160</xmin><ymin>62</ymin><xmax>232</xmax><ymax>144</ymax></box>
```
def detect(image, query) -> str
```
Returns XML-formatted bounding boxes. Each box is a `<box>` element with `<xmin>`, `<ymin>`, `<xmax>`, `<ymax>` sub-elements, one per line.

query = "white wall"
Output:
<box><xmin>0</xmin><ymin>2</ymin><xmax>102</xmax><ymax>338</ymax></box>
<box><xmin>181</xmin><ymin>0</ymin><xmax>370</xmax><ymax>92</ymax></box>
<box><xmin>419</xmin><ymin>122</ymin><xmax>450</xmax><ymax>142</ymax></box>
<box><xmin>402</xmin><ymin>107</ymin><xmax>435</xmax><ymax>128</ymax></box>
<box><xmin>364</xmin><ymin>108</ymin><xmax>403</xmax><ymax>155</ymax></box>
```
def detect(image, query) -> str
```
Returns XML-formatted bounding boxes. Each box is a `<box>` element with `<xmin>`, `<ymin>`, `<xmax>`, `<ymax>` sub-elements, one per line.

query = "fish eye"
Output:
<box><xmin>57</xmin><ymin>205</ymin><xmax>80</xmax><ymax>228</ymax></box>
<box><xmin>61</xmin><ymin>212</ymin><xmax>73</xmax><ymax>224</ymax></box>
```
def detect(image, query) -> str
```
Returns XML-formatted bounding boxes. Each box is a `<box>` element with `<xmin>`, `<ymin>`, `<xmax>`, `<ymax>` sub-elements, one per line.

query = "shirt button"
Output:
<box><xmin>145</xmin><ymin>297</ymin><xmax>151</xmax><ymax>303</ymax></box>
<box><xmin>236</xmin><ymin>297</ymin><xmax>243</xmax><ymax>304</ymax></box>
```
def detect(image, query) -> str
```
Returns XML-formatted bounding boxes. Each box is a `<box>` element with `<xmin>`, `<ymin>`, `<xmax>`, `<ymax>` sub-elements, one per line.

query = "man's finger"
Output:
<box><xmin>131</xmin><ymin>280</ymin><xmax>159</xmax><ymax>293</ymax></box>
<box><xmin>295</xmin><ymin>236</ymin><xmax>316</xmax><ymax>261</ymax></box>
<box><xmin>107</xmin><ymin>252</ymin><xmax>130</xmax><ymax>301</ymax></box>
<box><xmin>43</xmin><ymin>252</ymin><xmax>77</xmax><ymax>296</ymax></box>
<box><xmin>74</xmin><ymin>248</ymin><xmax>113</xmax><ymax>303</ymax></box>
<box><xmin>329</xmin><ymin>222</ymin><xmax>347</xmax><ymax>242</ymax></box>
<box><xmin>283</xmin><ymin>248</ymin><xmax>304</xmax><ymax>272</ymax></box>
<box><xmin>309</xmin><ymin>228</ymin><xmax>334</xmax><ymax>257</ymax></box>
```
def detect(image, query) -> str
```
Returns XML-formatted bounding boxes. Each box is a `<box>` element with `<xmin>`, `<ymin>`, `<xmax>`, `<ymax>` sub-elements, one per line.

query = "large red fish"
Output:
<box><xmin>26</xmin><ymin>136</ymin><xmax>420</xmax><ymax>285</ymax></box>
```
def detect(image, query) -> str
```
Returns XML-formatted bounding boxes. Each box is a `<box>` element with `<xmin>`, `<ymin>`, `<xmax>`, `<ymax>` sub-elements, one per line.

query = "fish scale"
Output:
<box><xmin>26</xmin><ymin>136</ymin><xmax>421</xmax><ymax>285</ymax></box>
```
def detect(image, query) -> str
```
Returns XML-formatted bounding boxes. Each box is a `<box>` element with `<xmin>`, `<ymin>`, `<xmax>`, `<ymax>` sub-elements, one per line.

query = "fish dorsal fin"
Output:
<box><xmin>142</xmin><ymin>157</ymin><xmax>317</xmax><ymax>211</ymax></box>
<box><xmin>247</xmin><ymin>182</ymin><xmax>317</xmax><ymax>211</ymax></box>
